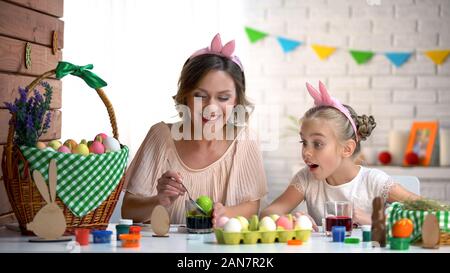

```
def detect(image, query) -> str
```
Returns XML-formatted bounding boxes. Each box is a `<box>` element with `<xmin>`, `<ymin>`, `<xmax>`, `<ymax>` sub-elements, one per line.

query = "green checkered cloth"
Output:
<box><xmin>19</xmin><ymin>145</ymin><xmax>129</xmax><ymax>217</ymax></box>
<box><xmin>386</xmin><ymin>202</ymin><xmax>450</xmax><ymax>242</ymax></box>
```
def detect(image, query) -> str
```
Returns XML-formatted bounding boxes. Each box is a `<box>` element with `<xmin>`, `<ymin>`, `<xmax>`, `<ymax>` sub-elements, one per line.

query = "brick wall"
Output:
<box><xmin>241</xmin><ymin>0</ymin><xmax>450</xmax><ymax>203</ymax></box>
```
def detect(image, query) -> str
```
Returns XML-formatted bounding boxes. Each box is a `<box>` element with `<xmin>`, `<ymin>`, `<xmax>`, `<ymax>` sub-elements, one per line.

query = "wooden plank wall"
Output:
<box><xmin>0</xmin><ymin>0</ymin><xmax>64</xmax><ymax>223</ymax></box>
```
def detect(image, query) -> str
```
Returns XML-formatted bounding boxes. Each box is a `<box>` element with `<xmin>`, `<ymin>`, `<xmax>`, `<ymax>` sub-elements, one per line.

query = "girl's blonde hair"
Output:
<box><xmin>301</xmin><ymin>105</ymin><xmax>376</xmax><ymax>156</ymax></box>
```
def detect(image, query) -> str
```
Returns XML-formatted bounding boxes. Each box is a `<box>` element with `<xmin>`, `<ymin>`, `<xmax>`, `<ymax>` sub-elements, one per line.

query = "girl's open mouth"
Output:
<box><xmin>307</xmin><ymin>163</ymin><xmax>319</xmax><ymax>170</ymax></box>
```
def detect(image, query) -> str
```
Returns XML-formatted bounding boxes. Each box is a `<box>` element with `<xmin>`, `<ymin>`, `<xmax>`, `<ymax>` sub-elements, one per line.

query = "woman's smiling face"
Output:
<box><xmin>300</xmin><ymin>118</ymin><xmax>344</xmax><ymax>180</ymax></box>
<box><xmin>186</xmin><ymin>70</ymin><xmax>237</xmax><ymax>132</ymax></box>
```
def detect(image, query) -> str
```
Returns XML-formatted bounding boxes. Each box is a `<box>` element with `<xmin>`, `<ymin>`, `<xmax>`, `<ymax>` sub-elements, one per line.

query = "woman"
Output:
<box><xmin>122</xmin><ymin>34</ymin><xmax>268</xmax><ymax>225</ymax></box>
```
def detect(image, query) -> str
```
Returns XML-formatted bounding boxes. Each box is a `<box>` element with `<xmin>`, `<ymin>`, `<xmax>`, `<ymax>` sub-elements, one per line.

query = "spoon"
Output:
<box><xmin>181</xmin><ymin>183</ymin><xmax>208</xmax><ymax>216</ymax></box>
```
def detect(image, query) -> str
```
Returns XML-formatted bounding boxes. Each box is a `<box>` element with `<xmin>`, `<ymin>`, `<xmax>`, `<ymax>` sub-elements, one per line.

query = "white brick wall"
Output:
<box><xmin>243</xmin><ymin>0</ymin><xmax>450</xmax><ymax>203</ymax></box>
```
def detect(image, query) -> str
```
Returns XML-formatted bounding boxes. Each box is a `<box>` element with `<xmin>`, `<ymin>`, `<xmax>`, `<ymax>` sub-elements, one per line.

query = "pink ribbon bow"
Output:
<box><xmin>190</xmin><ymin>33</ymin><xmax>244</xmax><ymax>71</ymax></box>
<box><xmin>306</xmin><ymin>81</ymin><xmax>359</xmax><ymax>141</ymax></box>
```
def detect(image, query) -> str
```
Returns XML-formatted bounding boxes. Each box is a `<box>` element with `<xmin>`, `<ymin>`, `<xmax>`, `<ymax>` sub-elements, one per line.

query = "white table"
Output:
<box><xmin>0</xmin><ymin>224</ymin><xmax>449</xmax><ymax>253</ymax></box>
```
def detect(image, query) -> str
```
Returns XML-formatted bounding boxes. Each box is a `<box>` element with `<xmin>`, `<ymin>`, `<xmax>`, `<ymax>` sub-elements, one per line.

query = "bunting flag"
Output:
<box><xmin>312</xmin><ymin>44</ymin><xmax>336</xmax><ymax>60</ymax></box>
<box><xmin>350</xmin><ymin>50</ymin><xmax>374</xmax><ymax>65</ymax></box>
<box><xmin>384</xmin><ymin>52</ymin><xmax>412</xmax><ymax>67</ymax></box>
<box><xmin>244</xmin><ymin>27</ymin><xmax>268</xmax><ymax>43</ymax></box>
<box><xmin>425</xmin><ymin>50</ymin><xmax>450</xmax><ymax>65</ymax></box>
<box><xmin>277</xmin><ymin>37</ymin><xmax>302</xmax><ymax>53</ymax></box>
<box><xmin>244</xmin><ymin>26</ymin><xmax>450</xmax><ymax>67</ymax></box>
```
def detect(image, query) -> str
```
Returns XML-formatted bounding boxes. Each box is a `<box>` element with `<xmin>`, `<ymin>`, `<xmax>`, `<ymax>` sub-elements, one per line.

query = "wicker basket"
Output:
<box><xmin>1</xmin><ymin>68</ymin><xmax>125</xmax><ymax>235</ymax></box>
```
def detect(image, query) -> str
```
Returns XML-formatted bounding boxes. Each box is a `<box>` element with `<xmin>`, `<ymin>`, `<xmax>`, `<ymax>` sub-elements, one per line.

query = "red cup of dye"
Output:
<box><xmin>75</xmin><ymin>228</ymin><xmax>90</xmax><ymax>246</ymax></box>
<box><xmin>129</xmin><ymin>225</ymin><xmax>142</xmax><ymax>235</ymax></box>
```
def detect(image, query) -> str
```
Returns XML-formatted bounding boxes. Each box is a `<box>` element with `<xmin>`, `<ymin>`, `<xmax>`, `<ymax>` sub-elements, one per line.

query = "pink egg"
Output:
<box><xmin>58</xmin><ymin>145</ymin><xmax>71</xmax><ymax>154</ymax></box>
<box><xmin>89</xmin><ymin>141</ymin><xmax>105</xmax><ymax>154</ymax></box>
<box><xmin>276</xmin><ymin>215</ymin><xmax>293</xmax><ymax>230</ymax></box>
<box><xmin>216</xmin><ymin>216</ymin><xmax>230</xmax><ymax>228</ymax></box>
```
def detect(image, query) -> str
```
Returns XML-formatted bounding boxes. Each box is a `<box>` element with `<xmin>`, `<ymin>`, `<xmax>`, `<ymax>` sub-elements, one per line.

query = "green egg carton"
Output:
<box><xmin>214</xmin><ymin>228</ymin><xmax>312</xmax><ymax>245</ymax></box>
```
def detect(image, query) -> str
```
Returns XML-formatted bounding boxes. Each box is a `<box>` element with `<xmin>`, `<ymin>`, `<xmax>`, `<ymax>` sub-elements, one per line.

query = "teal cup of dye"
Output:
<box><xmin>116</xmin><ymin>224</ymin><xmax>130</xmax><ymax>241</ymax></box>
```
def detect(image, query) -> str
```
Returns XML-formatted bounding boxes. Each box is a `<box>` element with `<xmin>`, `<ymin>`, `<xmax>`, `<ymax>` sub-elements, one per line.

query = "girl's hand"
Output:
<box><xmin>294</xmin><ymin>211</ymin><xmax>319</xmax><ymax>232</ymax></box>
<box><xmin>212</xmin><ymin>202</ymin><xmax>227</xmax><ymax>228</ymax></box>
<box><xmin>353</xmin><ymin>207</ymin><xmax>371</xmax><ymax>226</ymax></box>
<box><xmin>156</xmin><ymin>171</ymin><xmax>185</xmax><ymax>207</ymax></box>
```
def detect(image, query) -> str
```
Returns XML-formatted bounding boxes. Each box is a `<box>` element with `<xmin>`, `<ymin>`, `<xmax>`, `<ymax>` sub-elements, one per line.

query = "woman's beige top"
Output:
<box><xmin>124</xmin><ymin>122</ymin><xmax>268</xmax><ymax>224</ymax></box>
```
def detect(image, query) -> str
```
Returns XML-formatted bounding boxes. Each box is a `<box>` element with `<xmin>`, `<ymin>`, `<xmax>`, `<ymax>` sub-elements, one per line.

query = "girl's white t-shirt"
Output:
<box><xmin>290</xmin><ymin>166</ymin><xmax>394</xmax><ymax>225</ymax></box>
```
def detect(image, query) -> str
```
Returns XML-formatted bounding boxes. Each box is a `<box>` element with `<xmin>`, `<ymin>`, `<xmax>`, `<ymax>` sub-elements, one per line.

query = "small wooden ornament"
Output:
<box><xmin>371</xmin><ymin>197</ymin><xmax>386</xmax><ymax>247</ymax></box>
<box><xmin>27</xmin><ymin>159</ymin><xmax>66</xmax><ymax>241</ymax></box>
<box><xmin>25</xmin><ymin>42</ymin><xmax>32</xmax><ymax>69</ymax></box>
<box><xmin>422</xmin><ymin>214</ymin><xmax>440</xmax><ymax>249</ymax></box>
<box><xmin>150</xmin><ymin>205</ymin><xmax>170</xmax><ymax>237</ymax></box>
<box><xmin>52</xmin><ymin>30</ymin><xmax>58</xmax><ymax>55</ymax></box>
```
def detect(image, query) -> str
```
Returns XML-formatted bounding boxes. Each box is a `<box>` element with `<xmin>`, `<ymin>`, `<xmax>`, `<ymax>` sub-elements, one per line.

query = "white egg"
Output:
<box><xmin>223</xmin><ymin>218</ymin><xmax>242</xmax><ymax>232</ymax></box>
<box><xmin>259</xmin><ymin>216</ymin><xmax>276</xmax><ymax>231</ymax></box>
<box><xmin>295</xmin><ymin>215</ymin><xmax>313</xmax><ymax>230</ymax></box>
<box><xmin>103</xmin><ymin>137</ymin><xmax>121</xmax><ymax>152</ymax></box>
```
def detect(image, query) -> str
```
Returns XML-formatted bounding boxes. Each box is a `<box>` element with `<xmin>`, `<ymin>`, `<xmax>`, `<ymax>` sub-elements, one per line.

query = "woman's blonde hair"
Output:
<box><xmin>301</xmin><ymin>105</ymin><xmax>376</xmax><ymax>156</ymax></box>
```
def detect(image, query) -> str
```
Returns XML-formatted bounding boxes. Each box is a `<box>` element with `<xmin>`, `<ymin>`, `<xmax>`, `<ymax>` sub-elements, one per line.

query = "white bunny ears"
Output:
<box><xmin>306</xmin><ymin>81</ymin><xmax>359</xmax><ymax>141</ymax></box>
<box><xmin>189</xmin><ymin>33</ymin><xmax>244</xmax><ymax>71</ymax></box>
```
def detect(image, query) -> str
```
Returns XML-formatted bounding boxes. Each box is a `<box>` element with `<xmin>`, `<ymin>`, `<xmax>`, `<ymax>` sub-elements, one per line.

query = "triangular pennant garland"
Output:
<box><xmin>385</xmin><ymin>52</ymin><xmax>412</xmax><ymax>67</ymax></box>
<box><xmin>277</xmin><ymin>37</ymin><xmax>302</xmax><ymax>53</ymax></box>
<box><xmin>350</xmin><ymin>50</ymin><xmax>374</xmax><ymax>65</ymax></box>
<box><xmin>244</xmin><ymin>26</ymin><xmax>450</xmax><ymax>67</ymax></box>
<box><xmin>312</xmin><ymin>44</ymin><xmax>336</xmax><ymax>60</ymax></box>
<box><xmin>244</xmin><ymin>27</ymin><xmax>268</xmax><ymax>43</ymax></box>
<box><xmin>425</xmin><ymin>50</ymin><xmax>450</xmax><ymax>65</ymax></box>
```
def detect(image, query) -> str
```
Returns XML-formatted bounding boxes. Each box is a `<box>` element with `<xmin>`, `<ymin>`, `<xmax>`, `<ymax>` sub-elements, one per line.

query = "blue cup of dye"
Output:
<box><xmin>92</xmin><ymin>230</ymin><xmax>113</xmax><ymax>244</ymax></box>
<box><xmin>332</xmin><ymin>226</ymin><xmax>346</xmax><ymax>242</ymax></box>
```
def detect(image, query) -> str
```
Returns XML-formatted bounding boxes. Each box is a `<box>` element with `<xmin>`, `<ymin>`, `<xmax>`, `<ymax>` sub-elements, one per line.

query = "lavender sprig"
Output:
<box><xmin>3</xmin><ymin>81</ymin><xmax>53</xmax><ymax>146</ymax></box>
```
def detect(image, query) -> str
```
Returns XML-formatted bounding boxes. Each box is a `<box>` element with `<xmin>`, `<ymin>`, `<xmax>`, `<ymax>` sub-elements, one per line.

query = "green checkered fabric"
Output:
<box><xmin>19</xmin><ymin>145</ymin><xmax>129</xmax><ymax>217</ymax></box>
<box><xmin>386</xmin><ymin>202</ymin><xmax>450</xmax><ymax>242</ymax></box>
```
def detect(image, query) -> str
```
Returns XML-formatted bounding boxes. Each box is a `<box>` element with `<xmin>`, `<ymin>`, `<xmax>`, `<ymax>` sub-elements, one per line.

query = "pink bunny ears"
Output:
<box><xmin>189</xmin><ymin>33</ymin><xmax>244</xmax><ymax>71</ymax></box>
<box><xmin>306</xmin><ymin>81</ymin><xmax>359</xmax><ymax>141</ymax></box>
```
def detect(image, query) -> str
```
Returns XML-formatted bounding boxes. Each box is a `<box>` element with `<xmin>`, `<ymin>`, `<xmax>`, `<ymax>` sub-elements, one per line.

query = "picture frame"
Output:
<box><xmin>404</xmin><ymin>121</ymin><xmax>439</xmax><ymax>166</ymax></box>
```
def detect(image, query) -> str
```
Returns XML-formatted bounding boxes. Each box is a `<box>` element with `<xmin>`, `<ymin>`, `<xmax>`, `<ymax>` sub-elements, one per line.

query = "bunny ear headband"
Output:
<box><xmin>306</xmin><ymin>81</ymin><xmax>359</xmax><ymax>141</ymax></box>
<box><xmin>189</xmin><ymin>33</ymin><xmax>244</xmax><ymax>71</ymax></box>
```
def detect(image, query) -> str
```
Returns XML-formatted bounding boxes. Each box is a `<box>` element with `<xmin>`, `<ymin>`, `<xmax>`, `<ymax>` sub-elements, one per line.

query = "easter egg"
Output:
<box><xmin>64</xmin><ymin>139</ymin><xmax>78</xmax><ymax>152</ymax></box>
<box><xmin>103</xmin><ymin>137</ymin><xmax>121</xmax><ymax>152</ymax></box>
<box><xmin>58</xmin><ymin>145</ymin><xmax>71</xmax><ymax>154</ymax></box>
<box><xmin>276</xmin><ymin>215</ymin><xmax>293</xmax><ymax>230</ymax></box>
<box><xmin>75</xmin><ymin>140</ymin><xmax>89</xmax><ymax>156</ymax></box>
<box><xmin>196</xmin><ymin>196</ymin><xmax>213</xmax><ymax>215</ymax></box>
<box><xmin>392</xmin><ymin>218</ymin><xmax>414</xmax><ymax>238</ymax></box>
<box><xmin>95</xmin><ymin>133</ymin><xmax>108</xmax><ymax>143</ymax></box>
<box><xmin>405</xmin><ymin>152</ymin><xmax>419</xmax><ymax>166</ymax></box>
<box><xmin>89</xmin><ymin>140</ymin><xmax>105</xmax><ymax>154</ymax></box>
<box><xmin>236</xmin><ymin>216</ymin><xmax>249</xmax><ymax>231</ymax></box>
<box><xmin>295</xmin><ymin>215</ymin><xmax>313</xmax><ymax>230</ymax></box>
<box><xmin>248</xmin><ymin>215</ymin><xmax>259</xmax><ymax>231</ymax></box>
<box><xmin>224</xmin><ymin>218</ymin><xmax>241</xmax><ymax>232</ymax></box>
<box><xmin>216</xmin><ymin>216</ymin><xmax>229</xmax><ymax>228</ymax></box>
<box><xmin>259</xmin><ymin>216</ymin><xmax>276</xmax><ymax>232</ymax></box>
<box><xmin>48</xmin><ymin>140</ymin><xmax>62</xmax><ymax>150</ymax></box>
<box><xmin>378</xmin><ymin>151</ymin><xmax>392</xmax><ymax>165</ymax></box>
<box><xmin>36</xmin><ymin>141</ymin><xmax>46</xmax><ymax>149</ymax></box>
<box><xmin>269</xmin><ymin>214</ymin><xmax>280</xmax><ymax>222</ymax></box>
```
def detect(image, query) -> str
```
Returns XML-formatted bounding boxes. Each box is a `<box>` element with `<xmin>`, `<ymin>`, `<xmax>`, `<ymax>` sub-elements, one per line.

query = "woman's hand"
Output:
<box><xmin>353</xmin><ymin>207</ymin><xmax>371</xmax><ymax>226</ymax></box>
<box><xmin>294</xmin><ymin>211</ymin><xmax>319</xmax><ymax>232</ymax></box>
<box><xmin>212</xmin><ymin>202</ymin><xmax>227</xmax><ymax>228</ymax></box>
<box><xmin>156</xmin><ymin>171</ymin><xmax>185</xmax><ymax>207</ymax></box>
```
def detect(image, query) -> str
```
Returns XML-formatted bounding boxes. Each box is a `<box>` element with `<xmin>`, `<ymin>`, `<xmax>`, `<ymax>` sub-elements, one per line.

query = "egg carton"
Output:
<box><xmin>214</xmin><ymin>228</ymin><xmax>312</xmax><ymax>245</ymax></box>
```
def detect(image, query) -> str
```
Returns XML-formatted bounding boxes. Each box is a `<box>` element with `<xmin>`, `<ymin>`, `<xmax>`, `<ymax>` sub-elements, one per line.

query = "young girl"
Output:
<box><xmin>261</xmin><ymin>81</ymin><xmax>420</xmax><ymax>229</ymax></box>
